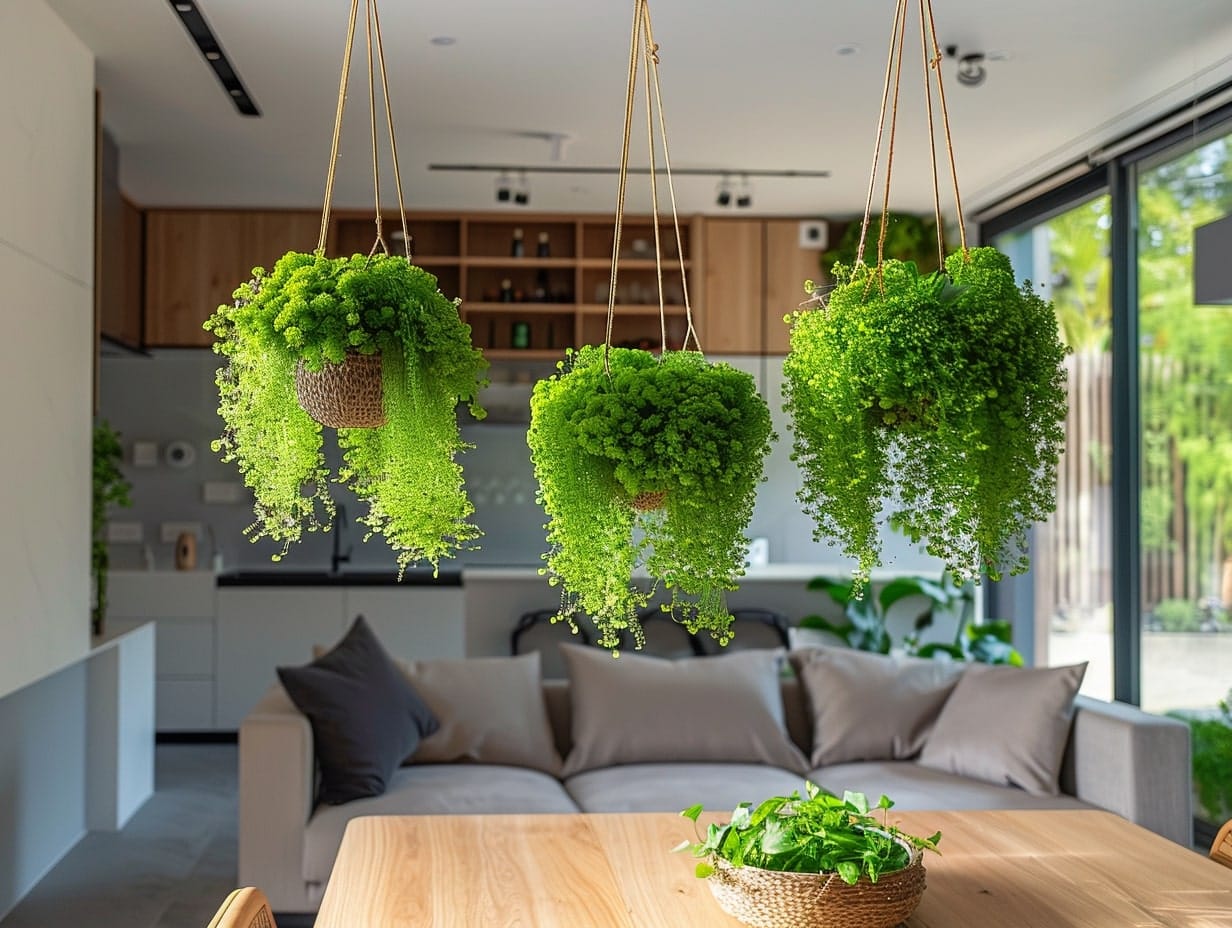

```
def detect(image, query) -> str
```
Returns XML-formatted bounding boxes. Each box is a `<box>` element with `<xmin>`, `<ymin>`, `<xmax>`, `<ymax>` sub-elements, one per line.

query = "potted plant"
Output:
<box><xmin>783</xmin><ymin>246</ymin><xmax>1068</xmax><ymax>586</ymax></box>
<box><xmin>799</xmin><ymin>571</ymin><xmax>1024</xmax><ymax>665</ymax></box>
<box><xmin>92</xmin><ymin>421</ymin><xmax>132</xmax><ymax>636</ymax></box>
<box><xmin>527</xmin><ymin>346</ymin><xmax>773</xmax><ymax>650</ymax></box>
<box><xmin>204</xmin><ymin>251</ymin><xmax>488</xmax><ymax>574</ymax></box>
<box><xmin>676</xmin><ymin>783</ymin><xmax>940</xmax><ymax>928</ymax></box>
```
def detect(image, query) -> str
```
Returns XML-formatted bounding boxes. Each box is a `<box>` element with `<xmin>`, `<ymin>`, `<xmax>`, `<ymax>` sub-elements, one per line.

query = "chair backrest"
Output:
<box><xmin>207</xmin><ymin>887</ymin><xmax>277</xmax><ymax>928</ymax></box>
<box><xmin>1211</xmin><ymin>819</ymin><xmax>1232</xmax><ymax>870</ymax></box>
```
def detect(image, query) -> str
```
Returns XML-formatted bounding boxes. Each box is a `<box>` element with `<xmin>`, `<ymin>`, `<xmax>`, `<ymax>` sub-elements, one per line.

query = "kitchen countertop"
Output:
<box><xmin>215</xmin><ymin>568</ymin><xmax>463</xmax><ymax>587</ymax></box>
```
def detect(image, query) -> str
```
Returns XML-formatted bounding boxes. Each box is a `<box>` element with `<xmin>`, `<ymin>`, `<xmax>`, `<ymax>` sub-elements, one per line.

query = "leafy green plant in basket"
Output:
<box><xmin>783</xmin><ymin>246</ymin><xmax>1069</xmax><ymax>586</ymax></box>
<box><xmin>204</xmin><ymin>251</ymin><xmax>488</xmax><ymax>574</ymax></box>
<box><xmin>677</xmin><ymin>786</ymin><xmax>940</xmax><ymax>928</ymax></box>
<box><xmin>527</xmin><ymin>346</ymin><xmax>773</xmax><ymax>651</ymax></box>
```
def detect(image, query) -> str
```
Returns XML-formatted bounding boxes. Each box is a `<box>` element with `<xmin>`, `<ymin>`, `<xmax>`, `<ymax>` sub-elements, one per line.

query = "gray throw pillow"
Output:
<box><xmin>790</xmin><ymin>646</ymin><xmax>965</xmax><ymax>766</ymax></box>
<box><xmin>405</xmin><ymin>653</ymin><xmax>564</xmax><ymax>776</ymax></box>
<box><xmin>560</xmin><ymin>643</ymin><xmax>807</xmax><ymax>777</ymax></box>
<box><xmin>918</xmin><ymin>661</ymin><xmax>1087</xmax><ymax>796</ymax></box>
<box><xmin>278</xmin><ymin>615</ymin><xmax>439</xmax><ymax>805</ymax></box>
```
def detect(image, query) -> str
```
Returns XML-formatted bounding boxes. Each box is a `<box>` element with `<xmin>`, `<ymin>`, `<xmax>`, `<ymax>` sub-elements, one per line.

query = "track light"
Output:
<box><xmin>495</xmin><ymin>172</ymin><xmax>512</xmax><ymax>203</ymax></box>
<box><xmin>513</xmin><ymin>171</ymin><xmax>530</xmax><ymax>206</ymax></box>
<box><xmin>735</xmin><ymin>175</ymin><xmax>753</xmax><ymax>209</ymax></box>
<box><xmin>716</xmin><ymin>175</ymin><xmax>732</xmax><ymax>207</ymax></box>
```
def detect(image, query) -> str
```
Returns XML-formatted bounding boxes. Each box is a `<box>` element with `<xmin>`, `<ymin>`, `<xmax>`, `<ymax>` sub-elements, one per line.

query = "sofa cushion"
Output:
<box><xmin>302</xmin><ymin>764</ymin><xmax>580</xmax><ymax>885</ymax></box>
<box><xmin>811</xmin><ymin>760</ymin><xmax>1093</xmax><ymax>812</ymax></box>
<box><xmin>790</xmin><ymin>646</ymin><xmax>965</xmax><ymax>766</ymax></box>
<box><xmin>278</xmin><ymin>615</ymin><xmax>438</xmax><ymax>805</ymax></box>
<box><xmin>565</xmin><ymin>763</ymin><xmax>807</xmax><ymax>814</ymax></box>
<box><xmin>919</xmin><ymin>662</ymin><xmax>1087</xmax><ymax>796</ymax></box>
<box><xmin>560</xmin><ymin>644</ymin><xmax>808</xmax><ymax>776</ymax></box>
<box><xmin>405</xmin><ymin>653</ymin><xmax>563</xmax><ymax>776</ymax></box>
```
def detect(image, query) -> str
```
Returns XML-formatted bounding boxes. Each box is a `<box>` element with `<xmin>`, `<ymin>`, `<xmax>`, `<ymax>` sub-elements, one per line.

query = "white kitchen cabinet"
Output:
<box><xmin>344</xmin><ymin>588</ymin><xmax>465</xmax><ymax>662</ymax></box>
<box><xmin>215</xmin><ymin>587</ymin><xmax>346</xmax><ymax>730</ymax></box>
<box><xmin>106</xmin><ymin>571</ymin><xmax>217</xmax><ymax>733</ymax></box>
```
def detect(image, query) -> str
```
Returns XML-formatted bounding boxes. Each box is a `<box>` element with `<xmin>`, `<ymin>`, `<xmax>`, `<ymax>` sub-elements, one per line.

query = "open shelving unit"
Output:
<box><xmin>331</xmin><ymin>211</ymin><xmax>699</xmax><ymax>360</ymax></box>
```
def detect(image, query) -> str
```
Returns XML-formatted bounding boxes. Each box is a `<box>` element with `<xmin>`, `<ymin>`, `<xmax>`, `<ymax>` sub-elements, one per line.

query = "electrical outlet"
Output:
<box><xmin>160</xmin><ymin>521</ymin><xmax>202</xmax><ymax>544</ymax></box>
<box><xmin>202</xmin><ymin>481</ymin><xmax>244</xmax><ymax>504</ymax></box>
<box><xmin>106</xmin><ymin>521</ymin><xmax>144</xmax><ymax>544</ymax></box>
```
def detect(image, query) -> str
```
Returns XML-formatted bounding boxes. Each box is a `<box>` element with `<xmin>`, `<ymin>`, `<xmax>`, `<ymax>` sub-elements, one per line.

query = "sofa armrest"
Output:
<box><xmin>238</xmin><ymin>684</ymin><xmax>317</xmax><ymax>913</ymax></box>
<box><xmin>1060</xmin><ymin>695</ymin><xmax>1192</xmax><ymax>845</ymax></box>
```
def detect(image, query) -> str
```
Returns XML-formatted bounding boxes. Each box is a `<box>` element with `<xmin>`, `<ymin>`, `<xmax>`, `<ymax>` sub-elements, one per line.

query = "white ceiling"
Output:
<box><xmin>45</xmin><ymin>0</ymin><xmax>1232</xmax><ymax>219</ymax></box>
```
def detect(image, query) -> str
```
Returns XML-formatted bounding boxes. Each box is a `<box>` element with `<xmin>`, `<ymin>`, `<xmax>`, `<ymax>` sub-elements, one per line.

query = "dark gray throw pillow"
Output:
<box><xmin>277</xmin><ymin>615</ymin><xmax>438</xmax><ymax>805</ymax></box>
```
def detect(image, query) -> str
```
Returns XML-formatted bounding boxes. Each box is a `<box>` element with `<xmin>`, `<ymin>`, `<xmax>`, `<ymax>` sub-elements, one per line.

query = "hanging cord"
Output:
<box><xmin>918</xmin><ymin>0</ymin><xmax>944</xmax><ymax>270</ymax></box>
<box><xmin>874</xmin><ymin>0</ymin><xmax>909</xmax><ymax>276</ymax></box>
<box><xmin>371</xmin><ymin>0</ymin><xmax>411</xmax><ymax>259</ymax></box>
<box><xmin>855</xmin><ymin>0</ymin><xmax>908</xmax><ymax>272</ymax></box>
<box><xmin>604</xmin><ymin>0</ymin><xmax>646</xmax><ymax>375</ymax></box>
<box><xmin>922</xmin><ymin>0</ymin><xmax>968</xmax><ymax>255</ymax></box>
<box><xmin>363</xmin><ymin>0</ymin><xmax>388</xmax><ymax>258</ymax></box>
<box><xmin>641</xmin><ymin>2</ymin><xmax>698</xmax><ymax>352</ymax></box>
<box><xmin>641</xmin><ymin>22</ymin><xmax>667</xmax><ymax>354</ymax></box>
<box><xmin>317</xmin><ymin>0</ymin><xmax>362</xmax><ymax>255</ymax></box>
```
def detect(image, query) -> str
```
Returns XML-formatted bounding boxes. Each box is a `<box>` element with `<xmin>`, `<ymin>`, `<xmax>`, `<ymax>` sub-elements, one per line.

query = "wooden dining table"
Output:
<box><xmin>312</xmin><ymin>809</ymin><xmax>1232</xmax><ymax>927</ymax></box>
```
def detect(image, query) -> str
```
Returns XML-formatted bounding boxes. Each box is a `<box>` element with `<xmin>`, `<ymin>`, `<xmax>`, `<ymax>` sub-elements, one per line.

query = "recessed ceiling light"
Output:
<box><xmin>167</xmin><ymin>0</ymin><xmax>259</xmax><ymax>116</ymax></box>
<box><xmin>204</xmin><ymin>50</ymin><xmax>221</xmax><ymax>61</ymax></box>
<box><xmin>834</xmin><ymin>43</ymin><xmax>861</xmax><ymax>57</ymax></box>
<box><xmin>229</xmin><ymin>88</ymin><xmax>243</xmax><ymax>96</ymax></box>
<box><xmin>174</xmin><ymin>2</ymin><xmax>193</xmax><ymax>10</ymax></box>
<box><xmin>430</xmin><ymin>36</ymin><xmax>457</xmax><ymax>46</ymax></box>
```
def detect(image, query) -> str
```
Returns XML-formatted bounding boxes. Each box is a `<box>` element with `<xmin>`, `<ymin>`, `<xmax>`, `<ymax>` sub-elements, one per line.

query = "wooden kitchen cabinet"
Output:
<box><xmin>700</xmin><ymin>218</ymin><xmax>826</xmax><ymax>354</ymax></box>
<box><xmin>144</xmin><ymin>210</ymin><xmax>318</xmax><ymax>347</ymax></box>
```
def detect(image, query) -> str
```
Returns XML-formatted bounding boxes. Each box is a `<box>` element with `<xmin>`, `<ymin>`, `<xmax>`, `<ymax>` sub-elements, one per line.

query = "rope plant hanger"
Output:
<box><xmin>526</xmin><ymin>0</ymin><xmax>773</xmax><ymax>653</ymax></box>
<box><xmin>203</xmin><ymin>0</ymin><xmax>488</xmax><ymax>575</ymax></box>
<box><xmin>782</xmin><ymin>0</ymin><xmax>1069</xmax><ymax>589</ymax></box>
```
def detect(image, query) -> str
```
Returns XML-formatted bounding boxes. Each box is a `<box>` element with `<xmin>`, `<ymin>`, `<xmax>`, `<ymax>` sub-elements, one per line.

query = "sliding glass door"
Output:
<box><xmin>993</xmin><ymin>195</ymin><xmax>1114</xmax><ymax>699</ymax></box>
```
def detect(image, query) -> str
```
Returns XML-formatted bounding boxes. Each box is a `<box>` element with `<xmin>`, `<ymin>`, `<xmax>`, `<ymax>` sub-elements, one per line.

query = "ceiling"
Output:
<box><xmin>45</xmin><ymin>0</ymin><xmax>1232</xmax><ymax>219</ymax></box>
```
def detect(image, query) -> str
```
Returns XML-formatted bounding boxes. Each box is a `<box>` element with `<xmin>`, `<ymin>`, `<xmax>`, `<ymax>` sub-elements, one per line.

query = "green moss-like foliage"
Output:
<box><xmin>783</xmin><ymin>246</ymin><xmax>1068</xmax><ymax>585</ymax></box>
<box><xmin>205</xmin><ymin>251</ymin><xmax>488</xmax><ymax>573</ymax></box>
<box><xmin>527</xmin><ymin>346</ymin><xmax>773</xmax><ymax>650</ymax></box>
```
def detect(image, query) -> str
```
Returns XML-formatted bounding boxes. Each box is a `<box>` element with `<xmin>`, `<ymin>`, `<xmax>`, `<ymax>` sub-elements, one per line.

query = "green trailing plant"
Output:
<box><xmin>1170</xmin><ymin>696</ymin><xmax>1232</xmax><ymax>823</ymax></box>
<box><xmin>823</xmin><ymin>213</ymin><xmax>944</xmax><ymax>278</ymax></box>
<box><xmin>676</xmin><ymin>783</ymin><xmax>940</xmax><ymax>885</ymax></box>
<box><xmin>92</xmin><ymin>421</ymin><xmax>132</xmax><ymax>636</ymax></box>
<box><xmin>527</xmin><ymin>346</ymin><xmax>773</xmax><ymax>651</ymax></box>
<box><xmin>799</xmin><ymin>572</ymin><xmax>1023</xmax><ymax>665</ymax></box>
<box><xmin>204</xmin><ymin>251</ymin><xmax>488</xmax><ymax>574</ymax></box>
<box><xmin>783</xmin><ymin>246</ymin><xmax>1069</xmax><ymax>586</ymax></box>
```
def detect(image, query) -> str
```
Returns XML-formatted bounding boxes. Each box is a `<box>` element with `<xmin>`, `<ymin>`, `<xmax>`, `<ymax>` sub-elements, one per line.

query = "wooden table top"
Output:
<box><xmin>313</xmin><ymin>809</ymin><xmax>1232</xmax><ymax>927</ymax></box>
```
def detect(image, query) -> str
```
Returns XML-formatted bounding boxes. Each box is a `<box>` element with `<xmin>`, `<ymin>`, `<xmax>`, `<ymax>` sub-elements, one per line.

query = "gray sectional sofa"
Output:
<box><xmin>239</xmin><ymin>644</ymin><xmax>1192</xmax><ymax>915</ymax></box>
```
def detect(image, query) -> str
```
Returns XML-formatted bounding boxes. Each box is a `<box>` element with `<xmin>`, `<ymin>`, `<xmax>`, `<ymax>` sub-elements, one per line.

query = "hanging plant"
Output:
<box><xmin>529</xmin><ymin>346</ymin><xmax>772</xmax><ymax>649</ymax></box>
<box><xmin>92</xmin><ymin>421</ymin><xmax>132</xmax><ymax>636</ymax></box>
<box><xmin>205</xmin><ymin>252</ymin><xmax>487</xmax><ymax>573</ymax></box>
<box><xmin>528</xmin><ymin>0</ymin><xmax>773</xmax><ymax>651</ymax></box>
<box><xmin>783</xmin><ymin>0</ymin><xmax>1068</xmax><ymax>586</ymax></box>
<box><xmin>203</xmin><ymin>0</ymin><xmax>487</xmax><ymax>575</ymax></box>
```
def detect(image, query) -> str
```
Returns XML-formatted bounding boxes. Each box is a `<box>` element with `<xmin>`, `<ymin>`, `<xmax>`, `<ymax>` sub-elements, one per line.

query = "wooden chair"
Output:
<box><xmin>1211</xmin><ymin>819</ymin><xmax>1232</xmax><ymax>870</ymax></box>
<box><xmin>207</xmin><ymin>887</ymin><xmax>277</xmax><ymax>928</ymax></box>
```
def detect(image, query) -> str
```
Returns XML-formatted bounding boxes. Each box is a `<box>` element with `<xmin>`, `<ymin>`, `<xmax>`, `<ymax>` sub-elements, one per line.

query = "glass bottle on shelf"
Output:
<box><xmin>511</xmin><ymin>321</ymin><xmax>530</xmax><ymax>349</ymax></box>
<box><xmin>536</xmin><ymin>231</ymin><xmax>550</xmax><ymax>258</ymax></box>
<box><xmin>500</xmin><ymin>278</ymin><xmax>514</xmax><ymax>302</ymax></box>
<box><xmin>511</xmin><ymin>228</ymin><xmax>525</xmax><ymax>258</ymax></box>
<box><xmin>534</xmin><ymin>269</ymin><xmax>549</xmax><ymax>303</ymax></box>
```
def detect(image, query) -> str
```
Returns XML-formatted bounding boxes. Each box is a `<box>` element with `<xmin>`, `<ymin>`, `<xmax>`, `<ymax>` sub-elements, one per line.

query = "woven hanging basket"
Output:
<box><xmin>708</xmin><ymin>847</ymin><xmax>926</xmax><ymax>928</ymax></box>
<box><xmin>295</xmin><ymin>351</ymin><xmax>387</xmax><ymax>429</ymax></box>
<box><xmin>631</xmin><ymin>490</ymin><xmax>667</xmax><ymax>512</ymax></box>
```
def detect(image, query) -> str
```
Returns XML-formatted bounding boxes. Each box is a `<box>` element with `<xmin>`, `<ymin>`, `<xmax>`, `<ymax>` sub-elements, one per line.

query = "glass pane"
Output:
<box><xmin>994</xmin><ymin>195</ymin><xmax>1114</xmax><ymax>699</ymax></box>
<box><xmin>1137</xmin><ymin>133</ymin><xmax>1232</xmax><ymax>824</ymax></box>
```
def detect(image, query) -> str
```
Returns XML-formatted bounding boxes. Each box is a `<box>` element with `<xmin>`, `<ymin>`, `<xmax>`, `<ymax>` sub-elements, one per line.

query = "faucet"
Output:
<box><xmin>330</xmin><ymin>505</ymin><xmax>352</xmax><ymax>574</ymax></box>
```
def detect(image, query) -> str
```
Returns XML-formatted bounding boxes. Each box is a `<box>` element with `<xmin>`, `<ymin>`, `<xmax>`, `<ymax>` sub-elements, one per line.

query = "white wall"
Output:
<box><xmin>0</xmin><ymin>0</ymin><xmax>95</xmax><ymax>699</ymax></box>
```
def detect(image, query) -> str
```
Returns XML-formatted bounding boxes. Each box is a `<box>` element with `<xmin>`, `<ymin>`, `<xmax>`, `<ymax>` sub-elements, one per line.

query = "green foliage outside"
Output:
<box><xmin>527</xmin><ymin>346</ymin><xmax>773</xmax><ymax>650</ymax></box>
<box><xmin>676</xmin><ymin>783</ymin><xmax>940</xmax><ymax>885</ymax></box>
<box><xmin>783</xmin><ymin>246</ymin><xmax>1069</xmax><ymax>586</ymax></box>
<box><xmin>799</xmin><ymin>572</ymin><xmax>1023</xmax><ymax>665</ymax></box>
<box><xmin>1149</xmin><ymin>598</ymin><xmax>1202</xmax><ymax>633</ymax></box>
<box><xmin>204</xmin><ymin>252</ymin><xmax>488</xmax><ymax>574</ymax></box>
<box><xmin>92</xmin><ymin>421</ymin><xmax>132</xmax><ymax>635</ymax></box>
<box><xmin>823</xmin><ymin>213</ymin><xmax>945</xmax><ymax>279</ymax></box>
<box><xmin>1169</xmin><ymin>696</ymin><xmax>1232</xmax><ymax>823</ymax></box>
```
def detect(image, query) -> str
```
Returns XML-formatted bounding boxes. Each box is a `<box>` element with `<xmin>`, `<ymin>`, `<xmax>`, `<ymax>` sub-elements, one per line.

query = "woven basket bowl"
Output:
<box><xmin>631</xmin><ymin>490</ymin><xmax>667</xmax><ymax>512</ymax></box>
<box><xmin>708</xmin><ymin>847</ymin><xmax>925</xmax><ymax>928</ymax></box>
<box><xmin>295</xmin><ymin>351</ymin><xmax>386</xmax><ymax>429</ymax></box>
